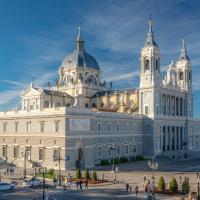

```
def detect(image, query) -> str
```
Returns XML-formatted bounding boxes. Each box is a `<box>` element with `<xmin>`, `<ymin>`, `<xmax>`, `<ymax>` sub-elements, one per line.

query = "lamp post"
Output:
<box><xmin>197</xmin><ymin>172</ymin><xmax>200</xmax><ymax>200</ymax></box>
<box><xmin>22</xmin><ymin>149</ymin><xmax>29</xmax><ymax>179</ymax></box>
<box><xmin>42</xmin><ymin>167</ymin><xmax>45</xmax><ymax>200</ymax></box>
<box><xmin>39</xmin><ymin>163</ymin><xmax>46</xmax><ymax>200</ymax></box>
<box><xmin>110</xmin><ymin>145</ymin><xmax>118</xmax><ymax>173</ymax></box>
<box><xmin>148</xmin><ymin>158</ymin><xmax>158</xmax><ymax>200</ymax></box>
<box><xmin>53</xmin><ymin>148</ymin><xmax>62</xmax><ymax>186</ymax></box>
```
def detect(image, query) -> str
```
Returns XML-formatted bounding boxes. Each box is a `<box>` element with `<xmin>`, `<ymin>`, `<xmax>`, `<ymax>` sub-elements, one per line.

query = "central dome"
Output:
<box><xmin>62</xmin><ymin>50</ymin><xmax>99</xmax><ymax>70</ymax></box>
<box><xmin>61</xmin><ymin>26</ymin><xmax>99</xmax><ymax>70</ymax></box>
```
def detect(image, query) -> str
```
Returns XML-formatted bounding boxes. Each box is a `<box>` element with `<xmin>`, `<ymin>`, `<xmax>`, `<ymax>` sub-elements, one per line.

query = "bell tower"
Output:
<box><xmin>176</xmin><ymin>39</ymin><xmax>193</xmax><ymax>117</ymax></box>
<box><xmin>139</xmin><ymin>18</ymin><xmax>161</xmax><ymax>116</ymax></box>
<box><xmin>140</xmin><ymin>18</ymin><xmax>161</xmax><ymax>88</ymax></box>
<box><xmin>176</xmin><ymin>39</ymin><xmax>192</xmax><ymax>92</ymax></box>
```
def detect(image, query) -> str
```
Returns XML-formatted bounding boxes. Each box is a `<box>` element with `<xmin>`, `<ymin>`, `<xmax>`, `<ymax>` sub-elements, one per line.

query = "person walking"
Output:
<box><xmin>80</xmin><ymin>180</ymin><xmax>83</xmax><ymax>191</ymax></box>
<box><xmin>129</xmin><ymin>185</ymin><xmax>132</xmax><ymax>193</ymax></box>
<box><xmin>76</xmin><ymin>181</ymin><xmax>79</xmax><ymax>190</ymax></box>
<box><xmin>53</xmin><ymin>178</ymin><xmax>57</xmax><ymax>189</ymax></box>
<box><xmin>85</xmin><ymin>180</ymin><xmax>88</xmax><ymax>190</ymax></box>
<box><xmin>125</xmin><ymin>183</ymin><xmax>129</xmax><ymax>192</ymax></box>
<box><xmin>134</xmin><ymin>185</ymin><xmax>138</xmax><ymax>196</ymax></box>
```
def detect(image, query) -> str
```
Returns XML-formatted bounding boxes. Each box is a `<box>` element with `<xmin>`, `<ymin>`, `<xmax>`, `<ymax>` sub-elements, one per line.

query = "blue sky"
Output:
<box><xmin>0</xmin><ymin>0</ymin><xmax>200</xmax><ymax>117</ymax></box>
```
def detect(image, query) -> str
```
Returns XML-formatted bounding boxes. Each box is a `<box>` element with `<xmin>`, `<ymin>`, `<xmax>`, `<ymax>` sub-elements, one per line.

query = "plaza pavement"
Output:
<box><xmin>1</xmin><ymin>158</ymin><xmax>200</xmax><ymax>199</ymax></box>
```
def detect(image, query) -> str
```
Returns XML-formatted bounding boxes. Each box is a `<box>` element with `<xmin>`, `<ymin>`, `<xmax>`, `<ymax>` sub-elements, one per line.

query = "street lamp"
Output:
<box><xmin>110</xmin><ymin>144</ymin><xmax>119</xmax><ymax>173</ymax></box>
<box><xmin>197</xmin><ymin>172</ymin><xmax>200</xmax><ymax>200</ymax></box>
<box><xmin>39</xmin><ymin>163</ymin><xmax>46</xmax><ymax>200</ymax></box>
<box><xmin>148</xmin><ymin>158</ymin><xmax>159</xmax><ymax>200</ymax></box>
<box><xmin>21</xmin><ymin>149</ymin><xmax>29</xmax><ymax>179</ymax></box>
<box><xmin>53</xmin><ymin>148</ymin><xmax>62</xmax><ymax>186</ymax></box>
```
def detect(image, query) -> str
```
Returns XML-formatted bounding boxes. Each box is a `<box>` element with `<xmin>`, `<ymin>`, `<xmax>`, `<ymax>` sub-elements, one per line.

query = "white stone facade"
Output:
<box><xmin>0</xmin><ymin>19</ymin><xmax>200</xmax><ymax>170</ymax></box>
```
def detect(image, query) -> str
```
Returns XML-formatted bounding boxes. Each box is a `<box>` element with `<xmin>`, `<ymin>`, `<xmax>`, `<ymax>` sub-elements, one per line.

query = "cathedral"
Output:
<box><xmin>0</xmin><ymin>19</ymin><xmax>199</xmax><ymax>170</ymax></box>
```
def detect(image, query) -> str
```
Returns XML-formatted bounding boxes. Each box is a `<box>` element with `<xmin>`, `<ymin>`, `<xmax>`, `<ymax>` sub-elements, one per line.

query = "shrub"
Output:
<box><xmin>111</xmin><ymin>157</ymin><xmax>121</xmax><ymax>164</ymax></box>
<box><xmin>170</xmin><ymin>177</ymin><xmax>178</xmax><ymax>193</ymax></box>
<box><xmin>48</xmin><ymin>169</ymin><xmax>55</xmax><ymax>176</ymax></box>
<box><xmin>100</xmin><ymin>159</ymin><xmax>110</xmax><ymax>166</ymax></box>
<box><xmin>84</xmin><ymin>168</ymin><xmax>90</xmax><ymax>180</ymax></box>
<box><xmin>92</xmin><ymin>171</ymin><xmax>97</xmax><ymax>181</ymax></box>
<box><xmin>158</xmin><ymin>176</ymin><xmax>166</xmax><ymax>191</ymax></box>
<box><xmin>120</xmin><ymin>157</ymin><xmax>128</xmax><ymax>163</ymax></box>
<box><xmin>76</xmin><ymin>168</ymin><xmax>82</xmax><ymax>179</ymax></box>
<box><xmin>182</xmin><ymin>179</ymin><xmax>190</xmax><ymax>194</ymax></box>
<box><xmin>136</xmin><ymin>155</ymin><xmax>144</xmax><ymax>160</ymax></box>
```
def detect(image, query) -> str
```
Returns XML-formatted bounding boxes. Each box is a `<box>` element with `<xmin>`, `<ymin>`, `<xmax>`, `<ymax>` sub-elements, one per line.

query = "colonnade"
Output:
<box><xmin>161</xmin><ymin>94</ymin><xmax>187</xmax><ymax>117</ymax></box>
<box><xmin>162</xmin><ymin>126</ymin><xmax>186</xmax><ymax>152</ymax></box>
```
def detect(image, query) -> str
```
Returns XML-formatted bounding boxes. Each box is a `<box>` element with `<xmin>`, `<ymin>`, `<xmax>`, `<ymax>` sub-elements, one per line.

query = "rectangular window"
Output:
<box><xmin>14</xmin><ymin>147</ymin><xmax>19</xmax><ymax>158</ymax></box>
<box><xmin>125</xmin><ymin>124</ymin><xmax>128</xmax><ymax>132</ymax></box>
<box><xmin>107</xmin><ymin>123</ymin><xmax>111</xmax><ymax>132</ymax></box>
<box><xmin>117</xmin><ymin>146</ymin><xmax>120</xmax><ymax>155</ymax></box>
<box><xmin>98</xmin><ymin>123</ymin><xmax>101</xmax><ymax>132</ymax></box>
<box><xmin>26</xmin><ymin>122</ymin><xmax>31</xmax><ymax>132</ymax></box>
<box><xmin>15</xmin><ymin>123</ymin><xmax>18</xmax><ymax>132</ymax></box>
<box><xmin>39</xmin><ymin>148</ymin><xmax>45</xmax><ymax>161</ymax></box>
<box><xmin>107</xmin><ymin>146</ymin><xmax>111</xmax><ymax>157</ymax></box>
<box><xmin>2</xmin><ymin>146</ymin><xmax>7</xmax><ymax>158</ymax></box>
<box><xmin>54</xmin><ymin>121</ymin><xmax>60</xmax><ymax>132</ymax></box>
<box><xmin>40</xmin><ymin>122</ymin><xmax>44</xmax><ymax>132</ymax></box>
<box><xmin>132</xmin><ymin>145</ymin><xmax>136</xmax><ymax>155</ymax></box>
<box><xmin>97</xmin><ymin>146</ymin><xmax>102</xmax><ymax>158</ymax></box>
<box><xmin>53</xmin><ymin>149</ymin><xmax>60</xmax><ymax>161</ymax></box>
<box><xmin>125</xmin><ymin>144</ymin><xmax>129</xmax><ymax>154</ymax></box>
<box><xmin>117</xmin><ymin>124</ymin><xmax>120</xmax><ymax>132</ymax></box>
<box><xmin>3</xmin><ymin>123</ymin><xmax>7</xmax><ymax>133</ymax></box>
<box><xmin>145</xmin><ymin>106</ymin><xmax>148</xmax><ymax>115</ymax></box>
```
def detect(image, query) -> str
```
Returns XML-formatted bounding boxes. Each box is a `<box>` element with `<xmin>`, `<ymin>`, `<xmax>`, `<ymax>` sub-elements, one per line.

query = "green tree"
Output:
<box><xmin>48</xmin><ymin>169</ymin><xmax>54</xmax><ymax>176</ymax></box>
<box><xmin>76</xmin><ymin>168</ymin><xmax>82</xmax><ymax>179</ymax></box>
<box><xmin>182</xmin><ymin>179</ymin><xmax>190</xmax><ymax>194</ymax></box>
<box><xmin>92</xmin><ymin>171</ymin><xmax>97</xmax><ymax>181</ymax></box>
<box><xmin>158</xmin><ymin>176</ymin><xmax>165</xmax><ymax>191</ymax></box>
<box><xmin>170</xmin><ymin>177</ymin><xmax>178</xmax><ymax>193</ymax></box>
<box><xmin>84</xmin><ymin>168</ymin><xmax>90</xmax><ymax>180</ymax></box>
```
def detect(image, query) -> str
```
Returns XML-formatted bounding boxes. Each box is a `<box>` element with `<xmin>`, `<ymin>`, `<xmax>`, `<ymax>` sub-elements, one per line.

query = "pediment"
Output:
<box><xmin>21</xmin><ymin>86</ymin><xmax>42</xmax><ymax>97</ymax></box>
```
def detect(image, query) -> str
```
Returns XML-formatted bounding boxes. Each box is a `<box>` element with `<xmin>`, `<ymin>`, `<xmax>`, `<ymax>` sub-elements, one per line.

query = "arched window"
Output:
<box><xmin>189</xmin><ymin>71</ymin><xmax>191</xmax><ymax>81</ymax></box>
<box><xmin>144</xmin><ymin>57</ymin><xmax>150</xmax><ymax>70</ymax></box>
<box><xmin>44</xmin><ymin>101</ymin><xmax>49</xmax><ymax>108</ymax></box>
<box><xmin>65</xmin><ymin>74</ymin><xmax>74</xmax><ymax>84</ymax></box>
<box><xmin>86</xmin><ymin>75</ymin><xmax>97</xmax><ymax>85</ymax></box>
<box><xmin>66</xmin><ymin>103</ymin><xmax>70</xmax><ymax>107</ymax></box>
<box><xmin>92</xmin><ymin>103</ymin><xmax>97</xmax><ymax>108</ymax></box>
<box><xmin>156</xmin><ymin>58</ymin><xmax>159</xmax><ymax>71</ymax></box>
<box><xmin>179</xmin><ymin>71</ymin><xmax>184</xmax><ymax>80</ymax></box>
<box><xmin>85</xmin><ymin>103</ymin><xmax>88</xmax><ymax>108</ymax></box>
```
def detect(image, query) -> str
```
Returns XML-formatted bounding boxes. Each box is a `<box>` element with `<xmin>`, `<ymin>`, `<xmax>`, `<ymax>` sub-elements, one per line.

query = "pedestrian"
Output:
<box><xmin>125</xmin><ymin>183</ymin><xmax>129</xmax><ymax>192</ymax></box>
<box><xmin>134</xmin><ymin>185</ymin><xmax>138</xmax><ymax>196</ymax></box>
<box><xmin>76</xmin><ymin>181</ymin><xmax>79</xmax><ymax>190</ymax></box>
<box><xmin>129</xmin><ymin>185</ymin><xmax>132</xmax><ymax>192</ymax></box>
<box><xmin>80</xmin><ymin>180</ymin><xmax>83</xmax><ymax>191</ymax></box>
<box><xmin>143</xmin><ymin>175</ymin><xmax>146</xmax><ymax>182</ymax></box>
<box><xmin>53</xmin><ymin>178</ymin><xmax>57</xmax><ymax>189</ymax></box>
<box><xmin>6</xmin><ymin>168</ymin><xmax>9</xmax><ymax>174</ymax></box>
<box><xmin>85</xmin><ymin>179</ymin><xmax>88</xmax><ymax>190</ymax></box>
<box><xmin>101</xmin><ymin>173</ymin><xmax>104</xmax><ymax>181</ymax></box>
<box><xmin>145</xmin><ymin>185</ymin><xmax>148</xmax><ymax>197</ymax></box>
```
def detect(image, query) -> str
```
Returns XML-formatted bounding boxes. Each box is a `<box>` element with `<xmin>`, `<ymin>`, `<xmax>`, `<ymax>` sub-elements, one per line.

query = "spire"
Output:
<box><xmin>76</xmin><ymin>22</ymin><xmax>85</xmax><ymax>52</ymax></box>
<box><xmin>145</xmin><ymin>17</ymin><xmax>158</xmax><ymax>47</ymax></box>
<box><xmin>179</xmin><ymin>38</ymin><xmax>190</xmax><ymax>61</ymax></box>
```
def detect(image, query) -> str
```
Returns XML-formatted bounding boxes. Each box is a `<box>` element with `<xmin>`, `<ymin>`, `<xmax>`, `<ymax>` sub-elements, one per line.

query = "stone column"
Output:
<box><xmin>169</xmin><ymin>127</ymin><xmax>172</xmax><ymax>151</ymax></box>
<box><xmin>174</xmin><ymin>127</ymin><xmax>177</xmax><ymax>151</ymax></box>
